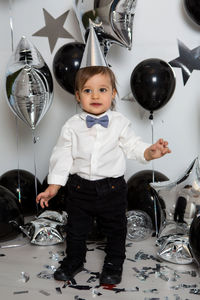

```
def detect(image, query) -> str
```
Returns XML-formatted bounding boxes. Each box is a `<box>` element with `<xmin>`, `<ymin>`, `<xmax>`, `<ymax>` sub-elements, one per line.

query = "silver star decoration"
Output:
<box><xmin>32</xmin><ymin>9</ymin><xmax>74</xmax><ymax>53</ymax></box>
<box><xmin>169</xmin><ymin>39</ymin><xmax>200</xmax><ymax>85</ymax></box>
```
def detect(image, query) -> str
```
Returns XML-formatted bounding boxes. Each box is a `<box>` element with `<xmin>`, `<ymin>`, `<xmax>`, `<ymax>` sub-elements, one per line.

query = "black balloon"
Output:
<box><xmin>53</xmin><ymin>42</ymin><xmax>85</xmax><ymax>95</ymax></box>
<box><xmin>189</xmin><ymin>213</ymin><xmax>200</xmax><ymax>266</ymax></box>
<box><xmin>184</xmin><ymin>0</ymin><xmax>200</xmax><ymax>25</ymax></box>
<box><xmin>0</xmin><ymin>169</ymin><xmax>42</xmax><ymax>216</ymax></box>
<box><xmin>0</xmin><ymin>185</ymin><xmax>24</xmax><ymax>241</ymax></box>
<box><xmin>130</xmin><ymin>58</ymin><xmax>176</xmax><ymax>111</ymax></box>
<box><xmin>41</xmin><ymin>176</ymin><xmax>68</xmax><ymax>213</ymax></box>
<box><xmin>127</xmin><ymin>170</ymin><xmax>169</xmax><ymax>230</ymax></box>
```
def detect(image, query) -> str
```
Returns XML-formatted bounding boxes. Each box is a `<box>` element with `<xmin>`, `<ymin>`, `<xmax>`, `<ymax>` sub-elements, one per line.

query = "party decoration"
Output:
<box><xmin>169</xmin><ymin>40</ymin><xmax>200</xmax><ymax>86</ymax></box>
<box><xmin>53</xmin><ymin>42</ymin><xmax>85</xmax><ymax>94</ymax></box>
<box><xmin>130</xmin><ymin>58</ymin><xmax>176</xmax><ymax>112</ymax></box>
<box><xmin>189</xmin><ymin>212</ymin><xmax>200</xmax><ymax>266</ymax></box>
<box><xmin>150</xmin><ymin>157</ymin><xmax>200</xmax><ymax>222</ymax></box>
<box><xmin>74</xmin><ymin>0</ymin><xmax>137</xmax><ymax>53</ymax></box>
<box><xmin>184</xmin><ymin>0</ymin><xmax>200</xmax><ymax>26</ymax></box>
<box><xmin>20</xmin><ymin>210</ymin><xmax>67</xmax><ymax>246</ymax></box>
<box><xmin>0</xmin><ymin>169</ymin><xmax>42</xmax><ymax>216</ymax></box>
<box><xmin>156</xmin><ymin>220</ymin><xmax>192</xmax><ymax>264</ymax></box>
<box><xmin>126</xmin><ymin>210</ymin><xmax>153</xmax><ymax>242</ymax></box>
<box><xmin>33</xmin><ymin>9</ymin><xmax>74</xmax><ymax>53</ymax></box>
<box><xmin>127</xmin><ymin>170</ymin><xmax>169</xmax><ymax>230</ymax></box>
<box><xmin>80</xmin><ymin>21</ymin><xmax>107</xmax><ymax>68</ymax></box>
<box><xmin>5</xmin><ymin>36</ymin><xmax>53</xmax><ymax>129</ymax></box>
<box><xmin>0</xmin><ymin>185</ymin><xmax>24</xmax><ymax>242</ymax></box>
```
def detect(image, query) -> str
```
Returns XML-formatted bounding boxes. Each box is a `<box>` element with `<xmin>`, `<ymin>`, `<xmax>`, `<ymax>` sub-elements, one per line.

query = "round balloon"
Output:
<box><xmin>53</xmin><ymin>42</ymin><xmax>85</xmax><ymax>95</ymax></box>
<box><xmin>0</xmin><ymin>169</ymin><xmax>42</xmax><ymax>216</ymax></box>
<box><xmin>41</xmin><ymin>176</ymin><xmax>68</xmax><ymax>212</ymax></box>
<box><xmin>184</xmin><ymin>0</ymin><xmax>200</xmax><ymax>25</ymax></box>
<box><xmin>0</xmin><ymin>185</ymin><xmax>24</xmax><ymax>241</ymax></box>
<box><xmin>189</xmin><ymin>213</ymin><xmax>200</xmax><ymax>266</ymax></box>
<box><xmin>130</xmin><ymin>58</ymin><xmax>176</xmax><ymax>111</ymax></box>
<box><xmin>127</xmin><ymin>170</ymin><xmax>169</xmax><ymax>230</ymax></box>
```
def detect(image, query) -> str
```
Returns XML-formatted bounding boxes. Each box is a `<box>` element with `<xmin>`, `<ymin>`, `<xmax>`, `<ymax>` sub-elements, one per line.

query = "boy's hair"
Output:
<box><xmin>74</xmin><ymin>66</ymin><xmax>118</xmax><ymax>110</ymax></box>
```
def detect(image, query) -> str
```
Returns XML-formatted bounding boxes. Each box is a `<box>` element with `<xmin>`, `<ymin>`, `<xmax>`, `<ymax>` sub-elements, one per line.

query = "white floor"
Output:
<box><xmin>0</xmin><ymin>233</ymin><xmax>200</xmax><ymax>300</ymax></box>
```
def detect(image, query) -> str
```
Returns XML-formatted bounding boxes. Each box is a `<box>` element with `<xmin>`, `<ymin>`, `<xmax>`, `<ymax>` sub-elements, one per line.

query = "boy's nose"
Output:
<box><xmin>91</xmin><ymin>91</ymin><xmax>99</xmax><ymax>98</ymax></box>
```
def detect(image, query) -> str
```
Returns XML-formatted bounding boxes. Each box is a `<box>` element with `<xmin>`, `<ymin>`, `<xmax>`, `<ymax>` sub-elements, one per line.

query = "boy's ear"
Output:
<box><xmin>112</xmin><ymin>88</ymin><xmax>117</xmax><ymax>99</ymax></box>
<box><xmin>75</xmin><ymin>91</ymin><xmax>80</xmax><ymax>102</ymax></box>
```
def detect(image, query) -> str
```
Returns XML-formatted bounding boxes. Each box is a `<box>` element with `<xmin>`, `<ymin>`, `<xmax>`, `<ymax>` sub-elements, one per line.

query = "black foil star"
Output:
<box><xmin>32</xmin><ymin>9</ymin><xmax>74</xmax><ymax>53</ymax></box>
<box><xmin>169</xmin><ymin>40</ymin><xmax>200</xmax><ymax>85</ymax></box>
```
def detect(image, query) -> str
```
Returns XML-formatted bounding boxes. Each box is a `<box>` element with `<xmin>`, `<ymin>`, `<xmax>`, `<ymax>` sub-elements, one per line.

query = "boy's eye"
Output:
<box><xmin>99</xmin><ymin>88</ymin><xmax>107</xmax><ymax>92</ymax></box>
<box><xmin>83</xmin><ymin>88</ymin><xmax>91</xmax><ymax>93</ymax></box>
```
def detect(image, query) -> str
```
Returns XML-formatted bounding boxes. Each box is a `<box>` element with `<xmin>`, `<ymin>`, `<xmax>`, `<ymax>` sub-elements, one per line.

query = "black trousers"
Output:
<box><xmin>65</xmin><ymin>174</ymin><xmax>127</xmax><ymax>268</ymax></box>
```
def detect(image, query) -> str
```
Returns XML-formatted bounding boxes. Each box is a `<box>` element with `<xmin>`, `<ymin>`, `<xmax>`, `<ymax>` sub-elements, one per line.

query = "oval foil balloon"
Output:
<box><xmin>74</xmin><ymin>0</ymin><xmax>137</xmax><ymax>52</ymax></box>
<box><xmin>5</xmin><ymin>36</ymin><xmax>53</xmax><ymax>129</ymax></box>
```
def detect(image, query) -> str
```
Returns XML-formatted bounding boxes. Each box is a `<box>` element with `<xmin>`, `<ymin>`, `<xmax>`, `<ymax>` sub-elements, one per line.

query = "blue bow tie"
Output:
<box><xmin>86</xmin><ymin>115</ymin><xmax>109</xmax><ymax>128</ymax></box>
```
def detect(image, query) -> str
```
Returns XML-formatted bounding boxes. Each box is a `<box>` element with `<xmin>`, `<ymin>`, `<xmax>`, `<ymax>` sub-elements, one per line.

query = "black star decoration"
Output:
<box><xmin>169</xmin><ymin>39</ymin><xmax>200</xmax><ymax>85</ymax></box>
<box><xmin>32</xmin><ymin>9</ymin><xmax>74</xmax><ymax>53</ymax></box>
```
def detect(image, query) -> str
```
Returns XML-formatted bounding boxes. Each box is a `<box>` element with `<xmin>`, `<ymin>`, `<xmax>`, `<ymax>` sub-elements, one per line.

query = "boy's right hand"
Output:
<box><xmin>36</xmin><ymin>184</ymin><xmax>61</xmax><ymax>208</ymax></box>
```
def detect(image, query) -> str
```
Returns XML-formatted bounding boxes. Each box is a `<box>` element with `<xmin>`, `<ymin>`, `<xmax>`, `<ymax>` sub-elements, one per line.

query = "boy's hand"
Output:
<box><xmin>36</xmin><ymin>184</ymin><xmax>61</xmax><ymax>208</ymax></box>
<box><xmin>144</xmin><ymin>138</ymin><xmax>171</xmax><ymax>161</ymax></box>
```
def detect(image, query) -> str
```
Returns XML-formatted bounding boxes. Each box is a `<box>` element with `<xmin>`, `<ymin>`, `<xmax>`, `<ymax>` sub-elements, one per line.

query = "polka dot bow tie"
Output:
<box><xmin>86</xmin><ymin>115</ymin><xmax>109</xmax><ymax>128</ymax></box>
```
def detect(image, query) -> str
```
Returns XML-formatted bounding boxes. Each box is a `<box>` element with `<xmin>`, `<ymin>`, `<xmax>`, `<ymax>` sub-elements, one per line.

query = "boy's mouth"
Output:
<box><xmin>90</xmin><ymin>103</ymin><xmax>102</xmax><ymax>107</ymax></box>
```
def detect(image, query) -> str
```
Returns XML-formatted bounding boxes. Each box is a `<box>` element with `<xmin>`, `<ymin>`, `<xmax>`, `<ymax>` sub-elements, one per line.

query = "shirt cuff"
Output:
<box><xmin>47</xmin><ymin>174</ymin><xmax>68</xmax><ymax>186</ymax></box>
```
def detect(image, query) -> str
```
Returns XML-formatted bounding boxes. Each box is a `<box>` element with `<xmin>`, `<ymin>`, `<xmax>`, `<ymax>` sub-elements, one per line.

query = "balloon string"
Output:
<box><xmin>32</xmin><ymin>129</ymin><xmax>39</xmax><ymax>215</ymax></box>
<box><xmin>150</xmin><ymin>112</ymin><xmax>159</xmax><ymax>237</ymax></box>
<box><xmin>15</xmin><ymin>117</ymin><xmax>21</xmax><ymax>205</ymax></box>
<box><xmin>10</xmin><ymin>0</ymin><xmax>21</xmax><ymax>206</ymax></box>
<box><xmin>9</xmin><ymin>0</ymin><xmax>14</xmax><ymax>52</ymax></box>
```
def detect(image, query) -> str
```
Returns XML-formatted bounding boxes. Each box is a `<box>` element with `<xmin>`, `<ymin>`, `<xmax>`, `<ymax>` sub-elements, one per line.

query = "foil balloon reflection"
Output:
<box><xmin>150</xmin><ymin>157</ymin><xmax>200</xmax><ymax>223</ymax></box>
<box><xmin>126</xmin><ymin>210</ymin><xmax>153</xmax><ymax>242</ymax></box>
<box><xmin>20</xmin><ymin>210</ymin><xmax>67</xmax><ymax>246</ymax></box>
<box><xmin>156</xmin><ymin>220</ymin><xmax>193</xmax><ymax>264</ymax></box>
<box><xmin>74</xmin><ymin>0</ymin><xmax>137</xmax><ymax>53</ymax></box>
<box><xmin>5</xmin><ymin>36</ymin><xmax>53</xmax><ymax>129</ymax></box>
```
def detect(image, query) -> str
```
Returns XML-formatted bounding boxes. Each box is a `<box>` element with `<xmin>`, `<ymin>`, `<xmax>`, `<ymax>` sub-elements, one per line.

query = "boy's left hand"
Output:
<box><xmin>144</xmin><ymin>138</ymin><xmax>171</xmax><ymax>161</ymax></box>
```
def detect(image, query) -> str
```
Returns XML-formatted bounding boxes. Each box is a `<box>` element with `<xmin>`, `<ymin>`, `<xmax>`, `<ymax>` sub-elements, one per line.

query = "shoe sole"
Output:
<box><xmin>54</xmin><ymin>265</ymin><xmax>84</xmax><ymax>281</ymax></box>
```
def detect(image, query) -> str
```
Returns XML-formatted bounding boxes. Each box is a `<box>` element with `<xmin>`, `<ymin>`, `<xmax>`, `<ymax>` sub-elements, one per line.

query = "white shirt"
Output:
<box><xmin>47</xmin><ymin>110</ymin><xmax>150</xmax><ymax>186</ymax></box>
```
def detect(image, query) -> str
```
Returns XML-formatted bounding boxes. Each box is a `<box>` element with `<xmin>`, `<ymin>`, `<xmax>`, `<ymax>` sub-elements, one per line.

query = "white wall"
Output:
<box><xmin>1</xmin><ymin>0</ymin><xmax>200</xmax><ymax>185</ymax></box>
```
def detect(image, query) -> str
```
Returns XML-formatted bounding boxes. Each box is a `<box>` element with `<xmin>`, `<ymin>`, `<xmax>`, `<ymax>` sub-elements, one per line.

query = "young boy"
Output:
<box><xmin>36</xmin><ymin>66</ymin><xmax>171</xmax><ymax>285</ymax></box>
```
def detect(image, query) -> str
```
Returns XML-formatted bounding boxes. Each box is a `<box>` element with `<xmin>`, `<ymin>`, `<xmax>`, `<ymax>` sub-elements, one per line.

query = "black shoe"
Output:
<box><xmin>100</xmin><ymin>265</ymin><xmax>122</xmax><ymax>285</ymax></box>
<box><xmin>54</xmin><ymin>262</ymin><xmax>84</xmax><ymax>281</ymax></box>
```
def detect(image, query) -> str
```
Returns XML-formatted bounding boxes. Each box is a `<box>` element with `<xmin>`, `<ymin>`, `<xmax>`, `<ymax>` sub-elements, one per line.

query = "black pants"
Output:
<box><xmin>65</xmin><ymin>174</ymin><xmax>127</xmax><ymax>268</ymax></box>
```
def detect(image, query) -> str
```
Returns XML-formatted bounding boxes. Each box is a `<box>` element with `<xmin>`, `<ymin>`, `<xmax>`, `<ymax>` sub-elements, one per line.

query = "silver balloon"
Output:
<box><xmin>156</xmin><ymin>220</ymin><xmax>193</xmax><ymax>264</ymax></box>
<box><xmin>157</xmin><ymin>235</ymin><xmax>193</xmax><ymax>265</ymax></box>
<box><xmin>20</xmin><ymin>210</ymin><xmax>67</xmax><ymax>246</ymax></box>
<box><xmin>150</xmin><ymin>157</ymin><xmax>200</xmax><ymax>223</ymax></box>
<box><xmin>126</xmin><ymin>210</ymin><xmax>153</xmax><ymax>242</ymax></box>
<box><xmin>74</xmin><ymin>0</ymin><xmax>137</xmax><ymax>53</ymax></box>
<box><xmin>5</xmin><ymin>36</ymin><xmax>53</xmax><ymax>129</ymax></box>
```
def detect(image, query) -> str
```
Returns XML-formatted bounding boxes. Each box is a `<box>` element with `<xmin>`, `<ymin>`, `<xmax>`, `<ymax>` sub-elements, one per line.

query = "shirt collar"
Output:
<box><xmin>79</xmin><ymin>109</ymin><xmax>112</xmax><ymax>121</ymax></box>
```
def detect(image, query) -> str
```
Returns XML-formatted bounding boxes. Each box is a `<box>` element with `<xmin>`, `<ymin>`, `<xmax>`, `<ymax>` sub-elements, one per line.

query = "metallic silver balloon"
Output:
<box><xmin>157</xmin><ymin>235</ymin><xmax>193</xmax><ymax>265</ymax></box>
<box><xmin>5</xmin><ymin>36</ymin><xmax>53</xmax><ymax>130</ymax></box>
<box><xmin>126</xmin><ymin>210</ymin><xmax>153</xmax><ymax>242</ymax></box>
<box><xmin>156</xmin><ymin>220</ymin><xmax>193</xmax><ymax>264</ymax></box>
<box><xmin>20</xmin><ymin>210</ymin><xmax>67</xmax><ymax>246</ymax></box>
<box><xmin>74</xmin><ymin>0</ymin><xmax>137</xmax><ymax>53</ymax></box>
<box><xmin>150</xmin><ymin>157</ymin><xmax>200</xmax><ymax>223</ymax></box>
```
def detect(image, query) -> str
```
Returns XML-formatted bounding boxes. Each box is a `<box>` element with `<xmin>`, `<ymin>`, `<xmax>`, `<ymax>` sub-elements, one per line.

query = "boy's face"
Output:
<box><xmin>75</xmin><ymin>73</ymin><xmax>116</xmax><ymax>115</ymax></box>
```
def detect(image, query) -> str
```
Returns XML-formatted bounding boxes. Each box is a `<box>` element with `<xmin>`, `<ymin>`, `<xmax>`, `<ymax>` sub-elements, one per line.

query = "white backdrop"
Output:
<box><xmin>1</xmin><ymin>0</ymin><xmax>200</xmax><ymax>185</ymax></box>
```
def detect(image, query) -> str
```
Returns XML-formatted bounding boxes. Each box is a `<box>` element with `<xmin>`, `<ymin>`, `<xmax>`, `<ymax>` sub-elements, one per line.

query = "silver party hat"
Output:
<box><xmin>80</xmin><ymin>21</ymin><xmax>107</xmax><ymax>68</ymax></box>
